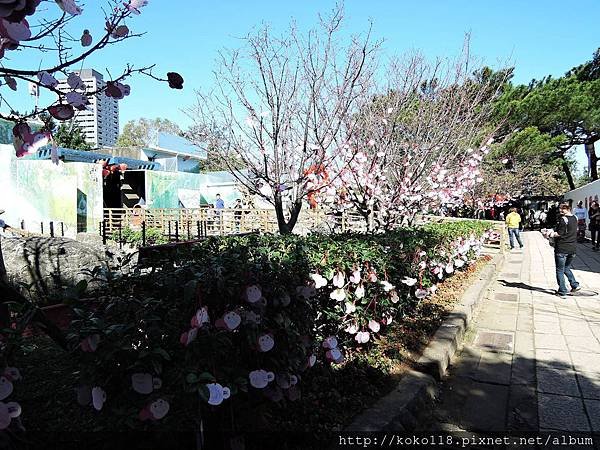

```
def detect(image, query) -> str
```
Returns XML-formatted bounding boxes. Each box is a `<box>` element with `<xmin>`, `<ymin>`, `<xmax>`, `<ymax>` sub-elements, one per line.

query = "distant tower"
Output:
<box><xmin>56</xmin><ymin>69</ymin><xmax>119</xmax><ymax>148</ymax></box>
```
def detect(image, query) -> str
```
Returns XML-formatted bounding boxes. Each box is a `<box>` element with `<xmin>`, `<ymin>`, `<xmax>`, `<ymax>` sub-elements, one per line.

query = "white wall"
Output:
<box><xmin>564</xmin><ymin>179</ymin><xmax>600</xmax><ymax>209</ymax></box>
<box><xmin>564</xmin><ymin>180</ymin><xmax>600</xmax><ymax>237</ymax></box>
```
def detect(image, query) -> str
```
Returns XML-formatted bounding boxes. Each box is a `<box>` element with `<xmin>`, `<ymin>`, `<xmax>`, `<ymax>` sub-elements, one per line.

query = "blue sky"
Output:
<box><xmin>7</xmin><ymin>0</ymin><xmax>600</xmax><ymax>171</ymax></box>
<box><xmin>116</xmin><ymin>0</ymin><xmax>600</xmax><ymax>128</ymax></box>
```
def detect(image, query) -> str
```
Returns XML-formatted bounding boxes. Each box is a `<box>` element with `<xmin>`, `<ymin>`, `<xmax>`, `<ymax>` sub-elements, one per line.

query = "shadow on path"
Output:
<box><xmin>415</xmin><ymin>350</ymin><xmax>600</xmax><ymax>449</ymax></box>
<box><xmin>497</xmin><ymin>280</ymin><xmax>556</xmax><ymax>295</ymax></box>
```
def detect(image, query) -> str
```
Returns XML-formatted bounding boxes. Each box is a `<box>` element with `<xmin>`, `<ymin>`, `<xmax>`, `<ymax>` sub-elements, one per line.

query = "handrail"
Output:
<box><xmin>102</xmin><ymin>208</ymin><xmax>500</xmax><ymax>238</ymax></box>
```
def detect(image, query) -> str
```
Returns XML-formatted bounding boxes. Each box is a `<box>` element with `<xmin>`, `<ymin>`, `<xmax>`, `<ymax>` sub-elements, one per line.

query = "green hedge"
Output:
<box><xmin>111</xmin><ymin>226</ymin><xmax>169</xmax><ymax>246</ymax></box>
<box><xmin>9</xmin><ymin>221</ymin><xmax>493</xmax><ymax>433</ymax></box>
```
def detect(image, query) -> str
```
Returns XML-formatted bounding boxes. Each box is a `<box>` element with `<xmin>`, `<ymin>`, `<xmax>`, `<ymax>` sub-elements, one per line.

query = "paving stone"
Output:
<box><xmin>570</xmin><ymin>351</ymin><xmax>600</xmax><ymax>373</ymax></box>
<box><xmin>538</xmin><ymin>393</ymin><xmax>590</xmax><ymax>431</ymax></box>
<box><xmin>590</xmin><ymin>324</ymin><xmax>600</xmax><ymax>340</ymax></box>
<box><xmin>584</xmin><ymin>399</ymin><xmax>600</xmax><ymax>432</ymax></box>
<box><xmin>495</xmin><ymin>292</ymin><xmax>518</xmax><ymax>302</ymax></box>
<box><xmin>533</xmin><ymin>321</ymin><xmax>562</xmax><ymax>334</ymax></box>
<box><xmin>474</xmin><ymin>351</ymin><xmax>512</xmax><ymax>385</ymax></box>
<box><xmin>533</xmin><ymin>305</ymin><xmax>559</xmax><ymax>315</ymax></box>
<box><xmin>576</xmin><ymin>298</ymin><xmax>600</xmax><ymax>310</ymax></box>
<box><xmin>533</xmin><ymin>296</ymin><xmax>558</xmax><ymax>305</ymax></box>
<box><xmin>501</xmin><ymin>273</ymin><xmax>520</xmax><ymax>279</ymax></box>
<box><xmin>425</xmin><ymin>234</ymin><xmax>600</xmax><ymax>434</ymax></box>
<box><xmin>511</xmin><ymin>354</ymin><xmax>536</xmax><ymax>385</ymax></box>
<box><xmin>507</xmin><ymin>385</ymin><xmax>538</xmax><ymax>431</ymax></box>
<box><xmin>477</xmin><ymin>314</ymin><xmax>517</xmax><ymax>332</ymax></box>
<box><xmin>432</xmin><ymin>376</ymin><xmax>472</xmax><ymax>425</ymax></box>
<box><xmin>537</xmin><ymin>367</ymin><xmax>580</xmax><ymax>396</ymax></box>
<box><xmin>534</xmin><ymin>312</ymin><xmax>560</xmax><ymax>322</ymax></box>
<box><xmin>449</xmin><ymin>346</ymin><xmax>481</xmax><ymax>378</ymax></box>
<box><xmin>474</xmin><ymin>331</ymin><xmax>514</xmax><ymax>354</ymax></box>
<box><xmin>535</xmin><ymin>333</ymin><xmax>568</xmax><ymax>350</ymax></box>
<box><xmin>577</xmin><ymin>371</ymin><xmax>600</xmax><ymax>400</ymax></box>
<box><xmin>535</xmin><ymin>350</ymin><xmax>572</xmax><ymax>370</ymax></box>
<box><xmin>560</xmin><ymin>319</ymin><xmax>594</xmax><ymax>337</ymax></box>
<box><xmin>565</xmin><ymin>335</ymin><xmax>600</xmax><ymax>353</ymax></box>
<box><xmin>582</xmin><ymin>309</ymin><xmax>600</xmax><ymax>323</ymax></box>
<box><xmin>461</xmin><ymin>382</ymin><xmax>509</xmax><ymax>432</ymax></box>
<box><xmin>555</xmin><ymin>308</ymin><xmax>585</xmax><ymax>321</ymax></box>
<box><xmin>514</xmin><ymin>332</ymin><xmax>534</xmax><ymax>357</ymax></box>
<box><xmin>518</xmin><ymin>303</ymin><xmax>533</xmax><ymax>314</ymax></box>
<box><xmin>516</xmin><ymin>315</ymin><xmax>533</xmax><ymax>332</ymax></box>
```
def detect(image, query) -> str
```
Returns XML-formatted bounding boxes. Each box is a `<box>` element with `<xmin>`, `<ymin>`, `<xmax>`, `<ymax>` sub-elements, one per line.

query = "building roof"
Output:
<box><xmin>29</xmin><ymin>147</ymin><xmax>159</xmax><ymax>170</ymax></box>
<box><xmin>145</xmin><ymin>132</ymin><xmax>207</xmax><ymax>160</ymax></box>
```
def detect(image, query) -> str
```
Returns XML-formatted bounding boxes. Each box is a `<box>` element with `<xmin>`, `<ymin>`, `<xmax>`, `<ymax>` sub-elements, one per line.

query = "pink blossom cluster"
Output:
<box><xmin>307</xmin><ymin>234</ymin><xmax>486</xmax><ymax>363</ymax></box>
<box><xmin>317</xmin><ymin>139</ymin><xmax>493</xmax><ymax>228</ymax></box>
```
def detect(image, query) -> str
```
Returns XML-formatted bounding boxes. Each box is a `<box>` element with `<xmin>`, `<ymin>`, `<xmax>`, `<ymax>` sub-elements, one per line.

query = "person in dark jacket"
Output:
<box><xmin>550</xmin><ymin>203</ymin><xmax>580</xmax><ymax>298</ymax></box>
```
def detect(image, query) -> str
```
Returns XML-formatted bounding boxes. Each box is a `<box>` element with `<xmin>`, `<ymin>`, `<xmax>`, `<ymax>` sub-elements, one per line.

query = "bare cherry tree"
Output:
<box><xmin>188</xmin><ymin>5</ymin><xmax>379</xmax><ymax>234</ymax></box>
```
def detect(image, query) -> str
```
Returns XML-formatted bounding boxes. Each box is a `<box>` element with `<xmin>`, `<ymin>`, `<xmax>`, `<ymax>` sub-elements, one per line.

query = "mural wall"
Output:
<box><xmin>0</xmin><ymin>144</ymin><xmax>103</xmax><ymax>237</ymax></box>
<box><xmin>145</xmin><ymin>170</ymin><xmax>243</xmax><ymax>208</ymax></box>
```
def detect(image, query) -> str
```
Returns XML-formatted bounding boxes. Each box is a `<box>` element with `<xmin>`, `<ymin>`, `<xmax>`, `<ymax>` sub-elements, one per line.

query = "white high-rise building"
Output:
<box><xmin>56</xmin><ymin>69</ymin><xmax>119</xmax><ymax>148</ymax></box>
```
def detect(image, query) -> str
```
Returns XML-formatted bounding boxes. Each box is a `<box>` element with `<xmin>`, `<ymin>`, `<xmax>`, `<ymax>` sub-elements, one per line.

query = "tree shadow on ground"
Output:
<box><xmin>413</xmin><ymin>348</ymin><xmax>600</xmax><ymax>450</ymax></box>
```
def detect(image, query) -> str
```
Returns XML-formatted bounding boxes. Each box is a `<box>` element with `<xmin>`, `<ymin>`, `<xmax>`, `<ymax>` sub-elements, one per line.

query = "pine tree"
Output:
<box><xmin>53</xmin><ymin>121</ymin><xmax>92</xmax><ymax>151</ymax></box>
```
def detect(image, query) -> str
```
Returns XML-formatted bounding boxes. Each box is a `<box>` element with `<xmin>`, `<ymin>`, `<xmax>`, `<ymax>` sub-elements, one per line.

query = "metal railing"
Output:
<box><xmin>101</xmin><ymin>207</ymin><xmax>507</xmax><ymax>247</ymax></box>
<box><xmin>102</xmin><ymin>207</ymin><xmax>373</xmax><ymax>237</ymax></box>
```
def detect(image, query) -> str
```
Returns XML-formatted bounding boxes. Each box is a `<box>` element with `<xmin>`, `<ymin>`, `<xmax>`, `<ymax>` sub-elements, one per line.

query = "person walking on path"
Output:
<box><xmin>589</xmin><ymin>200</ymin><xmax>600</xmax><ymax>251</ymax></box>
<box><xmin>505</xmin><ymin>207</ymin><xmax>524</xmax><ymax>250</ymax></box>
<box><xmin>548</xmin><ymin>202</ymin><xmax>580</xmax><ymax>298</ymax></box>
<box><xmin>573</xmin><ymin>201</ymin><xmax>588</xmax><ymax>243</ymax></box>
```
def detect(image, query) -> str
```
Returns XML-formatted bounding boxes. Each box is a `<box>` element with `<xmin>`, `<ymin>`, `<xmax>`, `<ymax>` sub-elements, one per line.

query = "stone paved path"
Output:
<box><xmin>421</xmin><ymin>231</ymin><xmax>600</xmax><ymax>436</ymax></box>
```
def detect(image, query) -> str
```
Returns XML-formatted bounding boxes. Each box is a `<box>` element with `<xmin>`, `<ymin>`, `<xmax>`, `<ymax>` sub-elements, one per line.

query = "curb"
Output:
<box><xmin>346</xmin><ymin>251</ymin><xmax>505</xmax><ymax>432</ymax></box>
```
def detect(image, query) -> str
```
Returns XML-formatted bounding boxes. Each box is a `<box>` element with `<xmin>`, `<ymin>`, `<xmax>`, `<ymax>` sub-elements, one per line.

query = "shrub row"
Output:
<box><xmin>4</xmin><ymin>221</ymin><xmax>494</xmax><ymax>432</ymax></box>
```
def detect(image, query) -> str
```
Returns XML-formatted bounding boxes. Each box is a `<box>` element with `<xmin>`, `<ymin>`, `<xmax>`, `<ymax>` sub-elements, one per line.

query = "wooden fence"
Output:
<box><xmin>102</xmin><ymin>207</ymin><xmax>373</xmax><ymax>237</ymax></box>
<box><xmin>101</xmin><ymin>208</ymin><xmax>507</xmax><ymax>251</ymax></box>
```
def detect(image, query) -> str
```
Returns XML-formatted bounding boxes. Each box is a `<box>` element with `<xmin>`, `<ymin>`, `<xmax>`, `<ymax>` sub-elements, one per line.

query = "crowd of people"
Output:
<box><xmin>442</xmin><ymin>203</ymin><xmax>557</xmax><ymax>230</ymax></box>
<box><xmin>572</xmin><ymin>200</ymin><xmax>600</xmax><ymax>251</ymax></box>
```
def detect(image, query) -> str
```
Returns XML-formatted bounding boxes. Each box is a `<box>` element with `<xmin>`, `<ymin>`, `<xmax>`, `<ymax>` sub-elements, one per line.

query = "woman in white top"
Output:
<box><xmin>573</xmin><ymin>201</ymin><xmax>588</xmax><ymax>243</ymax></box>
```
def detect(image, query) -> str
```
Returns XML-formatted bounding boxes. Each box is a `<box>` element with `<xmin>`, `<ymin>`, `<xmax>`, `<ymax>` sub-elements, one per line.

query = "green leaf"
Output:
<box><xmin>197</xmin><ymin>372</ymin><xmax>216</xmax><ymax>383</ymax></box>
<box><xmin>198</xmin><ymin>385</ymin><xmax>209</xmax><ymax>402</ymax></box>
<box><xmin>153</xmin><ymin>348</ymin><xmax>171</xmax><ymax>361</ymax></box>
<box><xmin>75</xmin><ymin>280</ymin><xmax>88</xmax><ymax>294</ymax></box>
<box><xmin>186</xmin><ymin>373</ymin><xmax>198</xmax><ymax>384</ymax></box>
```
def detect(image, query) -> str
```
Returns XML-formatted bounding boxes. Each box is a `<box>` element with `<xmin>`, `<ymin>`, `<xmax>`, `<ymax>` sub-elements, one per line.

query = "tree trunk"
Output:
<box><xmin>0</xmin><ymin>239</ymin><xmax>9</xmax><ymax>328</ymax></box>
<box><xmin>561</xmin><ymin>160</ymin><xmax>576</xmax><ymax>190</ymax></box>
<box><xmin>274</xmin><ymin>194</ymin><xmax>303</xmax><ymax>235</ymax></box>
<box><xmin>286</xmin><ymin>201</ymin><xmax>303</xmax><ymax>234</ymax></box>
<box><xmin>584</xmin><ymin>141</ymin><xmax>598</xmax><ymax>181</ymax></box>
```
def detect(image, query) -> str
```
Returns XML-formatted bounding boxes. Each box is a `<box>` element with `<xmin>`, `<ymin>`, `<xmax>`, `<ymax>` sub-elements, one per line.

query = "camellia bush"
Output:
<box><xmin>3</xmin><ymin>221</ymin><xmax>494</xmax><ymax>437</ymax></box>
<box><xmin>112</xmin><ymin>226</ymin><xmax>169</xmax><ymax>247</ymax></box>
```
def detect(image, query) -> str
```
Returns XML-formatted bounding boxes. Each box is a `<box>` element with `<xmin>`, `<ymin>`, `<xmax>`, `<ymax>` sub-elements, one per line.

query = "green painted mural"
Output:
<box><xmin>0</xmin><ymin>144</ymin><xmax>103</xmax><ymax>236</ymax></box>
<box><xmin>0</xmin><ymin>119</ymin><xmax>248</xmax><ymax>236</ymax></box>
<box><xmin>145</xmin><ymin>170</ymin><xmax>243</xmax><ymax>208</ymax></box>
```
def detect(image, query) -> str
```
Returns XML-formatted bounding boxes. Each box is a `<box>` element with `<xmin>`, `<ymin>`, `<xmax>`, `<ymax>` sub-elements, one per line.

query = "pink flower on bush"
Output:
<box><xmin>310</xmin><ymin>273</ymin><xmax>327</xmax><ymax>288</ymax></box>
<box><xmin>330</xmin><ymin>288</ymin><xmax>346</xmax><ymax>302</ymax></box>
<box><xmin>355</xmin><ymin>331</ymin><xmax>370</xmax><ymax>344</ymax></box>
<box><xmin>80</xmin><ymin>334</ymin><xmax>100</xmax><ymax>352</ymax></box>
<box><xmin>332</xmin><ymin>271</ymin><xmax>345</xmax><ymax>288</ymax></box>
<box><xmin>415</xmin><ymin>289</ymin><xmax>428</xmax><ymax>300</ymax></box>
<box><xmin>368</xmin><ymin>320</ymin><xmax>380</xmax><ymax>333</ymax></box>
